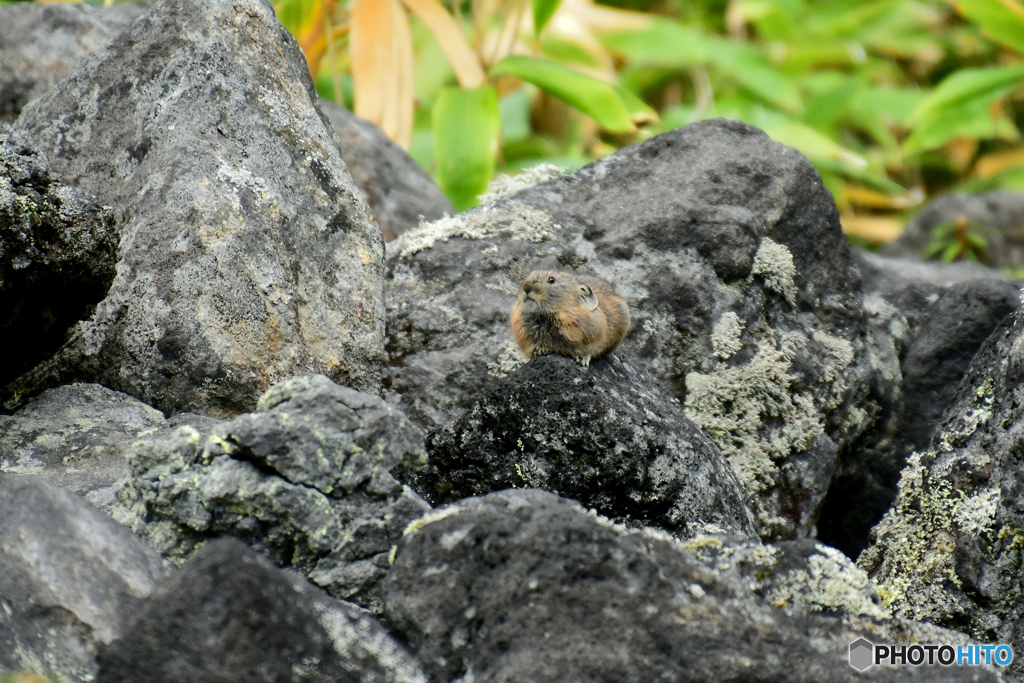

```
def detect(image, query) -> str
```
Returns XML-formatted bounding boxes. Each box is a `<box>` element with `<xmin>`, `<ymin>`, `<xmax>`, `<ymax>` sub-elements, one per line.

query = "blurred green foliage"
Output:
<box><xmin>277</xmin><ymin>0</ymin><xmax>1024</xmax><ymax>242</ymax></box>
<box><xmin>18</xmin><ymin>0</ymin><xmax>1024</xmax><ymax>246</ymax></box>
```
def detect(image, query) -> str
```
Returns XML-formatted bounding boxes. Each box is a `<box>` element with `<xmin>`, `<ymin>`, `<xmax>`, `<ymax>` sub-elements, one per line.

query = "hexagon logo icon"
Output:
<box><xmin>849</xmin><ymin>638</ymin><xmax>874</xmax><ymax>671</ymax></box>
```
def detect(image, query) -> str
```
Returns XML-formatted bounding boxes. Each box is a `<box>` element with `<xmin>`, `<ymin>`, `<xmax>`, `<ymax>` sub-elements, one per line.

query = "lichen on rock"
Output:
<box><xmin>111</xmin><ymin>375</ymin><xmax>430</xmax><ymax>613</ymax></box>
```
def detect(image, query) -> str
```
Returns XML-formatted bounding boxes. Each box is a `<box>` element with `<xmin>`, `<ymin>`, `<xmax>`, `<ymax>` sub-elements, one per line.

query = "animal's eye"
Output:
<box><xmin>548</xmin><ymin>276</ymin><xmax>555</xmax><ymax>284</ymax></box>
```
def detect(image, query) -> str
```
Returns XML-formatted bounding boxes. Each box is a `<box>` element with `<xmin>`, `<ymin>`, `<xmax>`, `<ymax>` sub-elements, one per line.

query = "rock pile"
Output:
<box><xmin>1</xmin><ymin>0</ymin><xmax>1022</xmax><ymax>680</ymax></box>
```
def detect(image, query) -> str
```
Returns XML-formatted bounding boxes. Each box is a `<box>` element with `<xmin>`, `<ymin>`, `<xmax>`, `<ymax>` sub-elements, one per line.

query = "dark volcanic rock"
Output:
<box><xmin>0</xmin><ymin>474</ymin><xmax>166</xmax><ymax>683</ymax></box>
<box><xmin>422</xmin><ymin>353</ymin><xmax>757</xmax><ymax>538</ymax></box>
<box><xmin>9</xmin><ymin>0</ymin><xmax>385</xmax><ymax>416</ymax></box>
<box><xmin>321</xmin><ymin>99</ymin><xmax>451</xmax><ymax>241</ymax></box>
<box><xmin>0</xmin><ymin>2</ymin><xmax>147</xmax><ymax>123</ymax></box>
<box><xmin>817</xmin><ymin>250</ymin><xmax>1019</xmax><ymax>558</ymax></box>
<box><xmin>0</xmin><ymin>383</ymin><xmax>216</xmax><ymax>513</ymax></box>
<box><xmin>0</xmin><ymin>125</ymin><xmax>117</xmax><ymax>389</ymax></box>
<box><xmin>97</xmin><ymin>538</ymin><xmax>426</xmax><ymax>683</ymax></box>
<box><xmin>861</xmin><ymin>305</ymin><xmax>1024</xmax><ymax>678</ymax></box>
<box><xmin>113</xmin><ymin>375</ymin><xmax>430</xmax><ymax>612</ymax></box>
<box><xmin>884</xmin><ymin>191</ymin><xmax>1024</xmax><ymax>270</ymax></box>
<box><xmin>386</xmin><ymin>119</ymin><xmax>895</xmax><ymax>539</ymax></box>
<box><xmin>384</xmin><ymin>489</ymin><xmax>1002</xmax><ymax>682</ymax></box>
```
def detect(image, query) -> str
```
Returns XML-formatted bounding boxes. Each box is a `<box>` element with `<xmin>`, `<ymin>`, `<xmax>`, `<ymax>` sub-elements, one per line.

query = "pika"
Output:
<box><xmin>510</xmin><ymin>270</ymin><xmax>631</xmax><ymax>366</ymax></box>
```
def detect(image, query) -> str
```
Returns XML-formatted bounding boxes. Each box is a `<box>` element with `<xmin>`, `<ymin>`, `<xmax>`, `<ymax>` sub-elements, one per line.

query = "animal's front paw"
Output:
<box><xmin>576</xmin><ymin>355</ymin><xmax>591</xmax><ymax>367</ymax></box>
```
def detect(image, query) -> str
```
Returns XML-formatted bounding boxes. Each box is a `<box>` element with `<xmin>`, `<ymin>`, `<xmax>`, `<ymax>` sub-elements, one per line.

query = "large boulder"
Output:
<box><xmin>0</xmin><ymin>2</ymin><xmax>148</xmax><ymax>123</ymax></box>
<box><xmin>97</xmin><ymin>538</ymin><xmax>425</xmax><ymax>683</ymax></box>
<box><xmin>861</xmin><ymin>305</ymin><xmax>1024</xmax><ymax>678</ymax></box>
<box><xmin>0</xmin><ymin>474</ymin><xmax>166</xmax><ymax>682</ymax></box>
<box><xmin>320</xmin><ymin>100</ymin><xmax>451</xmax><ymax>241</ymax></box>
<box><xmin>112</xmin><ymin>375</ymin><xmax>430</xmax><ymax>612</ymax></box>
<box><xmin>384</xmin><ymin>489</ymin><xmax>1003</xmax><ymax>682</ymax></box>
<box><xmin>817</xmin><ymin>251</ymin><xmax>1019</xmax><ymax>558</ymax></box>
<box><xmin>0</xmin><ymin>383</ymin><xmax>216</xmax><ymax>513</ymax></box>
<box><xmin>0</xmin><ymin>125</ymin><xmax>117</xmax><ymax>390</ymax></box>
<box><xmin>884</xmin><ymin>191</ymin><xmax>1024</xmax><ymax>270</ymax></box>
<box><xmin>8</xmin><ymin>0</ymin><xmax>385</xmax><ymax>416</ymax></box>
<box><xmin>421</xmin><ymin>353</ymin><xmax>757</xmax><ymax>538</ymax></box>
<box><xmin>385</xmin><ymin>119</ymin><xmax>895</xmax><ymax>539</ymax></box>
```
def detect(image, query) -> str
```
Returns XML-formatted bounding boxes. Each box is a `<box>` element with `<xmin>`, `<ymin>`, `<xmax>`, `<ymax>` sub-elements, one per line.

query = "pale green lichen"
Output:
<box><xmin>487</xmin><ymin>340</ymin><xmax>528</xmax><ymax>378</ymax></box>
<box><xmin>403</xmin><ymin>506</ymin><xmax>462</xmax><ymax>536</ymax></box>
<box><xmin>684</xmin><ymin>329</ymin><xmax>854</xmax><ymax>533</ymax></box>
<box><xmin>765</xmin><ymin>544</ymin><xmax>889</xmax><ymax>620</ymax></box>
<box><xmin>399</xmin><ymin>203</ymin><xmax>560</xmax><ymax>258</ymax></box>
<box><xmin>710</xmin><ymin>312</ymin><xmax>744</xmax><ymax>360</ymax></box>
<box><xmin>861</xmin><ymin>449</ymin><xmax>969</xmax><ymax>620</ymax></box>
<box><xmin>478</xmin><ymin>163</ymin><xmax>566</xmax><ymax>204</ymax></box>
<box><xmin>750</xmin><ymin>238</ymin><xmax>797</xmax><ymax>305</ymax></box>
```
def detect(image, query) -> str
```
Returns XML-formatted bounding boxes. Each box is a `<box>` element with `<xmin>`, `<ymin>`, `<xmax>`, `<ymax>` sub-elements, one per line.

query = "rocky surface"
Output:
<box><xmin>8</xmin><ymin>0</ymin><xmax>385</xmax><ymax>416</ymax></box>
<box><xmin>0</xmin><ymin>383</ymin><xmax>216</xmax><ymax>514</ymax></box>
<box><xmin>0</xmin><ymin>124</ymin><xmax>117</xmax><ymax>389</ymax></box>
<box><xmin>386</xmin><ymin>119</ymin><xmax>896</xmax><ymax>540</ymax></box>
<box><xmin>321</xmin><ymin>100</ymin><xmax>451</xmax><ymax>242</ymax></box>
<box><xmin>884</xmin><ymin>191</ymin><xmax>1024</xmax><ymax>270</ymax></box>
<box><xmin>817</xmin><ymin>251</ymin><xmax>1020</xmax><ymax>558</ymax></box>
<box><xmin>0</xmin><ymin>474</ymin><xmax>166</xmax><ymax>683</ymax></box>
<box><xmin>97</xmin><ymin>538</ymin><xmax>425</xmax><ymax>683</ymax></box>
<box><xmin>861</xmin><ymin>305</ymin><xmax>1024</xmax><ymax>679</ymax></box>
<box><xmin>113</xmin><ymin>375</ymin><xmax>430</xmax><ymax>612</ymax></box>
<box><xmin>384</xmin><ymin>488</ymin><xmax>1005</xmax><ymax>682</ymax></box>
<box><xmin>421</xmin><ymin>353</ymin><xmax>757</xmax><ymax>538</ymax></box>
<box><xmin>0</xmin><ymin>2</ymin><xmax>148</xmax><ymax>123</ymax></box>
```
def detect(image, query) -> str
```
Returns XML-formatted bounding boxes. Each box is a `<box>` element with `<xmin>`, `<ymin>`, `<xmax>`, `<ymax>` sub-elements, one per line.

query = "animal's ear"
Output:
<box><xmin>579</xmin><ymin>285</ymin><xmax>599</xmax><ymax>311</ymax></box>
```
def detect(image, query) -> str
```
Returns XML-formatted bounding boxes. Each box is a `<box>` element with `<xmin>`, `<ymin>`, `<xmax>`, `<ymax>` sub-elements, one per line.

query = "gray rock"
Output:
<box><xmin>884</xmin><ymin>191</ymin><xmax>1024</xmax><ymax>270</ymax></box>
<box><xmin>113</xmin><ymin>375</ymin><xmax>430</xmax><ymax>612</ymax></box>
<box><xmin>96</xmin><ymin>538</ymin><xmax>425</xmax><ymax>683</ymax></box>
<box><xmin>383</xmin><ymin>489</ymin><xmax>1005</xmax><ymax>682</ymax></box>
<box><xmin>817</xmin><ymin>251</ymin><xmax>1020</xmax><ymax>558</ymax></box>
<box><xmin>0</xmin><ymin>124</ymin><xmax>117</xmax><ymax>389</ymax></box>
<box><xmin>9</xmin><ymin>0</ymin><xmax>385</xmax><ymax>416</ymax></box>
<box><xmin>321</xmin><ymin>99</ymin><xmax>451</xmax><ymax>242</ymax></box>
<box><xmin>386</xmin><ymin>119</ymin><xmax>895</xmax><ymax>540</ymax></box>
<box><xmin>860</xmin><ymin>305</ymin><xmax>1024</xmax><ymax>678</ymax></box>
<box><xmin>0</xmin><ymin>474</ymin><xmax>166</xmax><ymax>683</ymax></box>
<box><xmin>421</xmin><ymin>353</ymin><xmax>757</xmax><ymax>538</ymax></box>
<box><xmin>0</xmin><ymin>383</ymin><xmax>216</xmax><ymax>513</ymax></box>
<box><xmin>0</xmin><ymin>2</ymin><xmax>148</xmax><ymax>123</ymax></box>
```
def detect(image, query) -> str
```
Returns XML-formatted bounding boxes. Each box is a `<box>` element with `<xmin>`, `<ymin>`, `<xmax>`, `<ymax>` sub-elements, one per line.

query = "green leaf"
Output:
<box><xmin>602</xmin><ymin>20</ymin><xmax>709</xmax><ymax>67</ymax></box>
<box><xmin>433</xmin><ymin>85</ymin><xmax>501</xmax><ymax>211</ymax></box>
<box><xmin>491</xmin><ymin>55</ymin><xmax>634</xmax><ymax>133</ymax></box>
<box><xmin>911</xmin><ymin>64</ymin><xmax>1024</xmax><ymax>124</ymax></box>
<box><xmin>611</xmin><ymin>84</ymin><xmax>659</xmax><ymax>125</ymax></box>
<box><xmin>905</xmin><ymin>96</ymin><xmax>1020</xmax><ymax>154</ymax></box>
<box><xmin>941</xmin><ymin>241</ymin><xmax>962</xmax><ymax>262</ymax></box>
<box><xmin>532</xmin><ymin>0</ymin><xmax>563</xmax><ymax>36</ymax></box>
<box><xmin>955</xmin><ymin>0</ymin><xmax>1024</xmax><ymax>54</ymax></box>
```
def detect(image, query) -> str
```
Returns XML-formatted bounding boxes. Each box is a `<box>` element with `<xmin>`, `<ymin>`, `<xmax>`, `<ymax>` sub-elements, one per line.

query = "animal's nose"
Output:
<box><xmin>523</xmin><ymin>281</ymin><xmax>533</xmax><ymax>293</ymax></box>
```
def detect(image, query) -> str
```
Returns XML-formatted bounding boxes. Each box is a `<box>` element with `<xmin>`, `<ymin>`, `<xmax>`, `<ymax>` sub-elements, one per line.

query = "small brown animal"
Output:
<box><xmin>510</xmin><ymin>270</ymin><xmax>631</xmax><ymax>366</ymax></box>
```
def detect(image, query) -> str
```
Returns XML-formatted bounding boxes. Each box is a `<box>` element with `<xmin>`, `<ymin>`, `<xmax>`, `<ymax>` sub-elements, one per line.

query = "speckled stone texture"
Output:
<box><xmin>0</xmin><ymin>474</ymin><xmax>166</xmax><ymax>683</ymax></box>
<box><xmin>818</xmin><ymin>250</ymin><xmax>1020</xmax><ymax>558</ymax></box>
<box><xmin>320</xmin><ymin>99</ymin><xmax>451</xmax><ymax>242</ymax></box>
<box><xmin>0</xmin><ymin>383</ymin><xmax>216</xmax><ymax>513</ymax></box>
<box><xmin>420</xmin><ymin>353</ymin><xmax>758</xmax><ymax>538</ymax></box>
<box><xmin>386</xmin><ymin>119</ymin><xmax>896</xmax><ymax>540</ymax></box>
<box><xmin>112</xmin><ymin>375</ymin><xmax>430</xmax><ymax>613</ymax></box>
<box><xmin>97</xmin><ymin>539</ymin><xmax>426</xmax><ymax>683</ymax></box>
<box><xmin>0</xmin><ymin>125</ymin><xmax>117</xmax><ymax>389</ymax></box>
<box><xmin>10</xmin><ymin>0</ymin><xmax>385</xmax><ymax>416</ymax></box>
<box><xmin>0</xmin><ymin>2</ymin><xmax>148</xmax><ymax>123</ymax></box>
<box><xmin>860</xmin><ymin>306</ymin><xmax>1024</xmax><ymax>680</ymax></box>
<box><xmin>383</xmin><ymin>489</ymin><xmax>1004</xmax><ymax>683</ymax></box>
